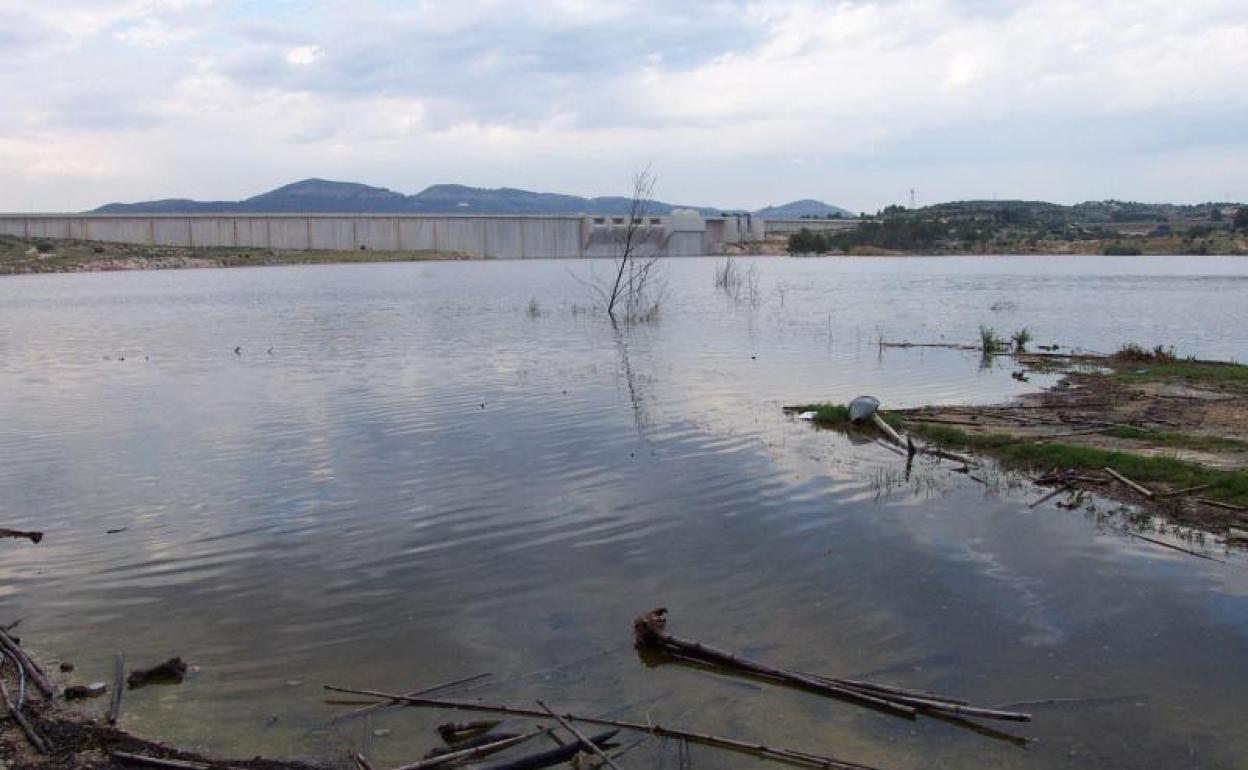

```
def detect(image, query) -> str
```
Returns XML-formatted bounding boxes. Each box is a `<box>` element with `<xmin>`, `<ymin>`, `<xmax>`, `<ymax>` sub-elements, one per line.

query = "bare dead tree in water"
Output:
<box><xmin>596</xmin><ymin>167</ymin><xmax>665</xmax><ymax>323</ymax></box>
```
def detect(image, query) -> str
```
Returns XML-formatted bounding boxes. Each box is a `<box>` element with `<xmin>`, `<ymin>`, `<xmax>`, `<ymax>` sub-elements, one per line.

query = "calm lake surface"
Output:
<box><xmin>2</xmin><ymin>256</ymin><xmax>1248</xmax><ymax>769</ymax></box>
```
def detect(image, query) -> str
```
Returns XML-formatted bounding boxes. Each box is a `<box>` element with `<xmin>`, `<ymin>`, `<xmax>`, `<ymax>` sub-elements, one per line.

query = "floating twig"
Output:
<box><xmin>538</xmin><ymin>700</ymin><xmax>624</xmax><ymax>770</ymax></box>
<box><xmin>394</xmin><ymin>726</ymin><xmax>554</xmax><ymax>770</ymax></box>
<box><xmin>322</xmin><ymin>685</ymin><xmax>880</xmax><ymax>770</ymax></box>
<box><xmin>477</xmin><ymin>730</ymin><xmax>618</xmax><ymax>770</ymax></box>
<box><xmin>1125</xmin><ymin>532</ymin><xmax>1225</xmax><ymax>563</ymax></box>
<box><xmin>332</xmin><ymin>672</ymin><xmax>491</xmax><ymax>724</ymax></box>
<box><xmin>110</xmin><ymin>751</ymin><xmax>243</xmax><ymax>770</ymax></box>
<box><xmin>1030</xmin><ymin>485</ymin><xmax>1073</xmax><ymax>509</ymax></box>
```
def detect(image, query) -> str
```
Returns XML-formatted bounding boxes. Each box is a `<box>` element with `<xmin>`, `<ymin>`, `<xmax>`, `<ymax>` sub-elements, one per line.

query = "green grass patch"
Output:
<box><xmin>790</xmin><ymin>403</ymin><xmax>902</xmax><ymax>428</ymax></box>
<box><xmin>1110</xmin><ymin>361</ymin><xmax>1248</xmax><ymax>390</ymax></box>
<box><xmin>908</xmin><ymin>423</ymin><xmax>1248</xmax><ymax>505</ymax></box>
<box><xmin>1104</xmin><ymin>426</ymin><xmax>1248</xmax><ymax>453</ymax></box>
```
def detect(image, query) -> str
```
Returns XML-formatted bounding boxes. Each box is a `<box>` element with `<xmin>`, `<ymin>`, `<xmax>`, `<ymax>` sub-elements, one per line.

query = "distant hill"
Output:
<box><xmin>92</xmin><ymin>179</ymin><xmax>849</xmax><ymax>219</ymax></box>
<box><xmin>754</xmin><ymin>199</ymin><xmax>855</xmax><ymax>219</ymax></box>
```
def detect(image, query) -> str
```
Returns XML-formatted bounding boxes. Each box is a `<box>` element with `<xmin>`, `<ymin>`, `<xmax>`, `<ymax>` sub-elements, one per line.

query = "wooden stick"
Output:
<box><xmin>1103</xmin><ymin>467</ymin><xmax>1154</xmax><ymax>498</ymax></box>
<box><xmin>1125</xmin><ymin>532</ymin><xmax>1225</xmax><ymax>563</ymax></box>
<box><xmin>537</xmin><ymin>700</ymin><xmax>623</xmax><ymax>770</ymax></box>
<box><xmin>0</xmin><ymin>675</ymin><xmax>49</xmax><ymax>753</ymax></box>
<box><xmin>332</xmin><ymin>672</ymin><xmax>490</xmax><ymax>723</ymax></box>
<box><xmin>478</xmin><ymin>730</ymin><xmax>619</xmax><ymax>770</ymax></box>
<box><xmin>392</xmin><ymin>726</ymin><xmax>553</xmax><ymax>770</ymax></box>
<box><xmin>322</xmin><ymin>686</ymin><xmax>881</xmax><ymax>770</ymax></box>
<box><xmin>636</xmin><ymin>610</ymin><xmax>1028</xmax><ymax>722</ymax></box>
<box><xmin>806</xmin><ymin>674</ymin><xmax>1031</xmax><ymax>722</ymax></box>
<box><xmin>645</xmin><ymin>631</ymin><xmax>915</xmax><ymax>718</ymax></box>
<box><xmin>1196</xmin><ymin>498</ymin><xmax>1248</xmax><ymax>512</ymax></box>
<box><xmin>0</xmin><ymin>528</ymin><xmax>43</xmax><ymax>543</ymax></box>
<box><xmin>0</xmin><ymin>626</ymin><xmax>54</xmax><ymax>698</ymax></box>
<box><xmin>110</xmin><ymin>751</ymin><xmax>246</xmax><ymax>770</ymax></box>
<box><xmin>1029</xmin><ymin>485</ymin><xmax>1072</xmax><ymax>509</ymax></box>
<box><xmin>108</xmin><ymin>651</ymin><xmax>125</xmax><ymax>725</ymax></box>
<box><xmin>1159</xmin><ymin>483</ymin><xmax>1211</xmax><ymax>499</ymax></box>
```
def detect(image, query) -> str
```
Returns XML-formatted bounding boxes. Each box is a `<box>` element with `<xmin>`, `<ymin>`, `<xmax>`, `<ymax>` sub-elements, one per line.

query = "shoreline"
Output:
<box><xmin>4</xmin><ymin>235</ymin><xmax>1247</xmax><ymax>277</ymax></box>
<box><xmin>790</xmin><ymin>348</ymin><xmax>1248</xmax><ymax>540</ymax></box>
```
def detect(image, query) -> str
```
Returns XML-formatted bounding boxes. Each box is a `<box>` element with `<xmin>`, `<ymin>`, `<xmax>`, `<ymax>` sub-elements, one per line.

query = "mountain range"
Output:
<box><xmin>92</xmin><ymin>179</ymin><xmax>854</xmax><ymax>218</ymax></box>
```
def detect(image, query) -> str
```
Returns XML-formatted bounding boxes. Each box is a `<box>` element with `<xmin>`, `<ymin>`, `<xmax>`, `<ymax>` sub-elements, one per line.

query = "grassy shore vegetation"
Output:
<box><xmin>907</xmin><ymin>423</ymin><xmax>1248</xmax><ymax>506</ymax></box>
<box><xmin>786</xmin><ymin>200</ymin><xmax>1248</xmax><ymax>256</ymax></box>
<box><xmin>0</xmin><ymin>235</ymin><xmax>468</xmax><ymax>274</ymax></box>
<box><xmin>795</xmin><ymin>403</ymin><xmax>1248</xmax><ymax>507</ymax></box>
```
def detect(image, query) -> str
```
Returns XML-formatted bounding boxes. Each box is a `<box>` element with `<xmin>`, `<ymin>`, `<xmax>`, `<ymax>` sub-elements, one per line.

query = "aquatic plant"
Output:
<box><xmin>979</xmin><ymin>324</ymin><xmax>1004</xmax><ymax>353</ymax></box>
<box><xmin>1011</xmin><ymin>327</ymin><xmax>1032</xmax><ymax>353</ymax></box>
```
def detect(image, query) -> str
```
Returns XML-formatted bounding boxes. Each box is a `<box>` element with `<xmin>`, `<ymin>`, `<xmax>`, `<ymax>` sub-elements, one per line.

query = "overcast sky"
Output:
<box><xmin>1</xmin><ymin>0</ymin><xmax>1246</xmax><ymax>213</ymax></box>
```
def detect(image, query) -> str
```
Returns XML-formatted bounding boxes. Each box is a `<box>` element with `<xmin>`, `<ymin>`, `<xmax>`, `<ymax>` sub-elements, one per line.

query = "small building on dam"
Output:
<box><xmin>0</xmin><ymin>211</ymin><xmax>788</xmax><ymax>259</ymax></box>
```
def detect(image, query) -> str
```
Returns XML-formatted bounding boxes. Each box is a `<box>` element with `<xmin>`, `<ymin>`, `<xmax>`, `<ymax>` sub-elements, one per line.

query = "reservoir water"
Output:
<box><xmin>2</xmin><ymin>255</ymin><xmax>1247</xmax><ymax>769</ymax></box>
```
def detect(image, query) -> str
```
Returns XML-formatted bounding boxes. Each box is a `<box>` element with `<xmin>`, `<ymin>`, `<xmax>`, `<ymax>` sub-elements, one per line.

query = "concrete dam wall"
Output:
<box><xmin>0</xmin><ymin>212</ymin><xmax>762</xmax><ymax>259</ymax></box>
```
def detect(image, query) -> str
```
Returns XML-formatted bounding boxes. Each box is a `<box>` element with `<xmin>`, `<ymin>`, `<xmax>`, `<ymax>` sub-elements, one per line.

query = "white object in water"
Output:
<box><xmin>849</xmin><ymin>395</ymin><xmax>880</xmax><ymax>423</ymax></box>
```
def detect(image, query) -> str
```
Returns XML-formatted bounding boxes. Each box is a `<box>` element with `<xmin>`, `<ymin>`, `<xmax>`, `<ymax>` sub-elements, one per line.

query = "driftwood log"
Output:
<box><xmin>397</xmin><ymin>727</ymin><xmax>555</xmax><ymax>770</ymax></box>
<box><xmin>476</xmin><ymin>730</ymin><xmax>617</xmax><ymax>770</ymax></box>
<box><xmin>322</xmin><ymin>685</ymin><xmax>881</xmax><ymax>770</ymax></box>
<box><xmin>0</xmin><ymin>626</ymin><xmax>55</xmax><ymax>698</ymax></box>
<box><xmin>0</xmin><ymin>674</ymin><xmax>50</xmax><ymax>754</ymax></box>
<box><xmin>0</xmin><ymin>528</ymin><xmax>43</xmax><ymax>543</ymax></box>
<box><xmin>128</xmin><ymin>657</ymin><xmax>188</xmax><ymax>688</ymax></box>
<box><xmin>108</xmin><ymin>652</ymin><xmax>125</xmax><ymax>724</ymax></box>
<box><xmin>633</xmin><ymin>609</ymin><xmax>1030</xmax><ymax>723</ymax></box>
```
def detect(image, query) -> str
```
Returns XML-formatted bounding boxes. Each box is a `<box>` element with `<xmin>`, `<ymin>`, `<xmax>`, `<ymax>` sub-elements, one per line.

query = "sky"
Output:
<box><xmin>1</xmin><ymin>0</ymin><xmax>1246</xmax><ymax>213</ymax></box>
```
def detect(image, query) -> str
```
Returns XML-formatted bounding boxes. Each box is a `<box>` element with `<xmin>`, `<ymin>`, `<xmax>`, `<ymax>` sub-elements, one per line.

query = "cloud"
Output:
<box><xmin>0</xmin><ymin>0</ymin><xmax>1245</xmax><ymax>211</ymax></box>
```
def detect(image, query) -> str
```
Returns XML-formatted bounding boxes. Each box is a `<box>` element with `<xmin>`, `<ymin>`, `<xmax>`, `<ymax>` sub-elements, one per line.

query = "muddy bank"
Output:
<box><xmin>0</xmin><ymin>236</ymin><xmax>473</xmax><ymax>276</ymax></box>
<box><xmin>792</xmin><ymin>349</ymin><xmax>1248</xmax><ymax>537</ymax></box>
<box><xmin>0</xmin><ymin>644</ymin><xmax>325</xmax><ymax>770</ymax></box>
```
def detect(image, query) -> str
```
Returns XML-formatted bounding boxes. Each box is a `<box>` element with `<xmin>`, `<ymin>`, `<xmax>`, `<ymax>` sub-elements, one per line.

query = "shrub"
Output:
<box><xmin>1011</xmin><ymin>328</ymin><xmax>1032</xmax><ymax>353</ymax></box>
<box><xmin>979</xmin><ymin>324</ymin><xmax>1004</xmax><ymax>353</ymax></box>
<box><xmin>787</xmin><ymin>228</ymin><xmax>830</xmax><ymax>254</ymax></box>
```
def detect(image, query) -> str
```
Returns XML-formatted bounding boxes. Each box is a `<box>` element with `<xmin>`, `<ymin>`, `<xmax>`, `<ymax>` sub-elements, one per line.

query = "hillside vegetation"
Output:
<box><xmin>788</xmin><ymin>200</ymin><xmax>1248</xmax><ymax>255</ymax></box>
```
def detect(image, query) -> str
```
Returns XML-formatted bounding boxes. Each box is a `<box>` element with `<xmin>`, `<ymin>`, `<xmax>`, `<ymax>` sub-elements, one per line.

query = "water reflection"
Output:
<box><xmin>0</xmin><ymin>257</ymin><xmax>1247</xmax><ymax>768</ymax></box>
